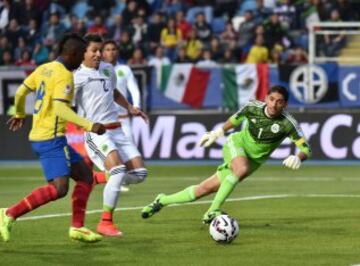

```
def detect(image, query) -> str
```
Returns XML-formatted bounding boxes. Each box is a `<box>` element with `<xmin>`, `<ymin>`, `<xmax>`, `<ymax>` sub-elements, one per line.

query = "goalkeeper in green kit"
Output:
<box><xmin>142</xmin><ymin>85</ymin><xmax>311</xmax><ymax>224</ymax></box>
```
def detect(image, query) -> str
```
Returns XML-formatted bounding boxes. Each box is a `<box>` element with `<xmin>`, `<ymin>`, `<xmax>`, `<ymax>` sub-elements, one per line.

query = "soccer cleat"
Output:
<box><xmin>202</xmin><ymin>209</ymin><xmax>225</xmax><ymax>224</ymax></box>
<box><xmin>0</xmin><ymin>208</ymin><xmax>14</xmax><ymax>242</ymax></box>
<box><xmin>97</xmin><ymin>222</ymin><xmax>123</xmax><ymax>237</ymax></box>
<box><xmin>141</xmin><ymin>194</ymin><xmax>165</xmax><ymax>219</ymax></box>
<box><xmin>69</xmin><ymin>227</ymin><xmax>102</xmax><ymax>243</ymax></box>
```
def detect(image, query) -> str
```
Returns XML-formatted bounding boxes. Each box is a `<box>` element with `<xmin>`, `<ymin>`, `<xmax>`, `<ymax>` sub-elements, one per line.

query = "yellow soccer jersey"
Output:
<box><xmin>24</xmin><ymin>61</ymin><xmax>74</xmax><ymax>141</ymax></box>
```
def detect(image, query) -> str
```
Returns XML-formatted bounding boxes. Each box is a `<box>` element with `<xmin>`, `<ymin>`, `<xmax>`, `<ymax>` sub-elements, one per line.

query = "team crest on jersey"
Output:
<box><xmin>102</xmin><ymin>69</ymin><xmax>110</xmax><ymax>77</ymax></box>
<box><xmin>271</xmin><ymin>123</ymin><xmax>280</xmax><ymax>133</ymax></box>
<box><xmin>117</xmin><ymin>70</ymin><xmax>125</xmax><ymax>77</ymax></box>
<box><xmin>101</xmin><ymin>144</ymin><xmax>108</xmax><ymax>152</ymax></box>
<box><xmin>64</xmin><ymin>85</ymin><xmax>72</xmax><ymax>95</ymax></box>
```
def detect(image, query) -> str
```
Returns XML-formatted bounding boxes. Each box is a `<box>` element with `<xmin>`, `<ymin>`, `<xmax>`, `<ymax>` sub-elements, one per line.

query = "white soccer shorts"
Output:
<box><xmin>84</xmin><ymin>127</ymin><xmax>140</xmax><ymax>171</ymax></box>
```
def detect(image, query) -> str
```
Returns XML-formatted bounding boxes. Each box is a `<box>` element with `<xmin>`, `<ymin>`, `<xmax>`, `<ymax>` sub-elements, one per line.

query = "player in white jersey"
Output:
<box><xmin>74</xmin><ymin>34</ymin><xmax>148</xmax><ymax>237</ymax></box>
<box><xmin>102</xmin><ymin>40</ymin><xmax>141</xmax><ymax>142</ymax></box>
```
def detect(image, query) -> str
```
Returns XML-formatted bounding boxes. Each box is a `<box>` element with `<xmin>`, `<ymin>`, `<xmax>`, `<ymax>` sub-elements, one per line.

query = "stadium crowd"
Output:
<box><xmin>0</xmin><ymin>0</ymin><xmax>358</xmax><ymax>67</ymax></box>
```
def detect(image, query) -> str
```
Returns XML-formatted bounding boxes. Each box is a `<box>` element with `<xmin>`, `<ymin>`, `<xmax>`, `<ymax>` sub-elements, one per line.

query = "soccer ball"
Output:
<box><xmin>209</xmin><ymin>214</ymin><xmax>239</xmax><ymax>244</ymax></box>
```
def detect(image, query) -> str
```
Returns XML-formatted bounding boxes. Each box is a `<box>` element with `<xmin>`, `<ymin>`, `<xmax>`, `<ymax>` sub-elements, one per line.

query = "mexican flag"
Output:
<box><xmin>222</xmin><ymin>64</ymin><xmax>269</xmax><ymax>110</ymax></box>
<box><xmin>160</xmin><ymin>64</ymin><xmax>211</xmax><ymax>108</ymax></box>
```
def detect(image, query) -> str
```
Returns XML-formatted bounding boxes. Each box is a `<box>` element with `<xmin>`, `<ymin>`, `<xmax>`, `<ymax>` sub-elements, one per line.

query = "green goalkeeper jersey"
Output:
<box><xmin>228</xmin><ymin>100</ymin><xmax>311</xmax><ymax>163</ymax></box>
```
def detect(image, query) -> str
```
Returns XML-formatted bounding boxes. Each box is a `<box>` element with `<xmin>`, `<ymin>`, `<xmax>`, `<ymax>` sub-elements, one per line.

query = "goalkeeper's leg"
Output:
<box><xmin>141</xmin><ymin>173</ymin><xmax>221</xmax><ymax>219</ymax></box>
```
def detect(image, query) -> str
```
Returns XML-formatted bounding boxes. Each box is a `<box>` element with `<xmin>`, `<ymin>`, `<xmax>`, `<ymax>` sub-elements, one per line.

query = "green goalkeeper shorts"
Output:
<box><xmin>216</xmin><ymin>133</ymin><xmax>261</xmax><ymax>182</ymax></box>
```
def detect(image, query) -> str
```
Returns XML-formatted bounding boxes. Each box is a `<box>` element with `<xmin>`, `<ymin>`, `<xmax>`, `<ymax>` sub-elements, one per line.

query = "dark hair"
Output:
<box><xmin>102</xmin><ymin>39</ymin><xmax>118</xmax><ymax>50</ymax></box>
<box><xmin>84</xmin><ymin>33</ymin><xmax>103</xmax><ymax>46</ymax></box>
<box><xmin>58</xmin><ymin>33</ymin><xmax>86</xmax><ymax>55</ymax></box>
<box><xmin>268</xmin><ymin>85</ymin><xmax>289</xmax><ymax>101</ymax></box>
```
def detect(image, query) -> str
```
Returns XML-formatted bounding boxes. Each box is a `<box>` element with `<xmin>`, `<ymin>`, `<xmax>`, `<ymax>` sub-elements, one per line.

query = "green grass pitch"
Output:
<box><xmin>1</xmin><ymin>164</ymin><xmax>360</xmax><ymax>266</ymax></box>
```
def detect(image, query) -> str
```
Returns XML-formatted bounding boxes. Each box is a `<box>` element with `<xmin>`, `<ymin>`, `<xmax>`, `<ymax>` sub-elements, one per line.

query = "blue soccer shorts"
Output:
<box><xmin>31</xmin><ymin>136</ymin><xmax>82</xmax><ymax>181</ymax></box>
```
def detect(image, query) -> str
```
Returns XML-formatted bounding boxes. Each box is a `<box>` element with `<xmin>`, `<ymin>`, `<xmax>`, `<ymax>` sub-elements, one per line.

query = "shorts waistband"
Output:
<box><xmin>104</xmin><ymin>122</ymin><xmax>121</xmax><ymax>130</ymax></box>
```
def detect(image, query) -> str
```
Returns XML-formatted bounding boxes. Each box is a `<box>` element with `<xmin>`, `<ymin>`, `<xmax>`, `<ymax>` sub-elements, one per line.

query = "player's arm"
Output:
<box><xmin>7</xmin><ymin>84</ymin><xmax>34</xmax><ymax>131</ymax></box>
<box><xmin>198</xmin><ymin>105</ymin><xmax>248</xmax><ymax>147</ymax></box>
<box><xmin>114</xmin><ymin>89</ymin><xmax>148</xmax><ymax>122</ymax></box>
<box><xmin>53</xmin><ymin>76</ymin><xmax>105</xmax><ymax>135</ymax></box>
<box><xmin>283</xmin><ymin>123</ymin><xmax>311</xmax><ymax>170</ymax></box>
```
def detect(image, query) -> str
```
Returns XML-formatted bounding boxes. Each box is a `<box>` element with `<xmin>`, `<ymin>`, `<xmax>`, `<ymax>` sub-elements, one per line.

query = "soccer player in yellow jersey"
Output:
<box><xmin>0</xmin><ymin>33</ymin><xmax>106</xmax><ymax>243</ymax></box>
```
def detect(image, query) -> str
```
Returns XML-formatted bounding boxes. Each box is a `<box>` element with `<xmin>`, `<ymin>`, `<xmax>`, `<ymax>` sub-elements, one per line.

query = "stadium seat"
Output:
<box><xmin>212</xmin><ymin>17</ymin><xmax>226</xmax><ymax>34</ymax></box>
<box><xmin>71</xmin><ymin>1</ymin><xmax>90</xmax><ymax>19</ymax></box>
<box><xmin>186</xmin><ymin>6</ymin><xmax>213</xmax><ymax>24</ymax></box>
<box><xmin>239</xmin><ymin>0</ymin><xmax>257</xmax><ymax>15</ymax></box>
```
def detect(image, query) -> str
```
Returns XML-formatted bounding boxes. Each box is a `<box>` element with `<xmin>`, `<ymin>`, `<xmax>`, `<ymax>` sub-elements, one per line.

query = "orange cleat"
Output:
<box><xmin>96</xmin><ymin>222</ymin><xmax>123</xmax><ymax>237</ymax></box>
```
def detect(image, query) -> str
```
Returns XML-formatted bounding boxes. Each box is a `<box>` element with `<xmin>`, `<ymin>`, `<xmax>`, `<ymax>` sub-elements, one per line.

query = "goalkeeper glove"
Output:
<box><xmin>198</xmin><ymin>128</ymin><xmax>224</xmax><ymax>147</ymax></box>
<box><xmin>282</xmin><ymin>155</ymin><xmax>301</xmax><ymax>170</ymax></box>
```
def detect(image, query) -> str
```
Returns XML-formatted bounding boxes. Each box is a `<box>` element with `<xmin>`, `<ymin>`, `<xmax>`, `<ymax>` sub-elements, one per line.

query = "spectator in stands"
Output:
<box><xmin>88</xmin><ymin>0</ymin><xmax>115</xmax><ymax>17</ymax></box>
<box><xmin>323</xmin><ymin>9</ymin><xmax>346</xmax><ymax>57</ymax></box>
<box><xmin>193</xmin><ymin>12</ymin><xmax>212</xmax><ymax>44</ymax></box>
<box><xmin>128</xmin><ymin>47</ymin><xmax>147</xmax><ymax>65</ymax></box>
<box><xmin>197</xmin><ymin>49</ymin><xmax>217</xmax><ymax>67</ymax></box>
<box><xmin>227</xmin><ymin>39</ymin><xmax>242</xmax><ymax>62</ymax></box>
<box><xmin>15</xmin><ymin>49</ymin><xmax>35</xmax><ymax>66</ymax></box>
<box><xmin>108</xmin><ymin>14</ymin><xmax>123</xmax><ymax>43</ymax></box>
<box><xmin>118</xmin><ymin>31</ymin><xmax>135</xmax><ymax>62</ymax></box>
<box><xmin>263</xmin><ymin>13</ymin><xmax>288</xmax><ymax>50</ymax></box>
<box><xmin>175</xmin><ymin>47</ymin><xmax>190</xmax><ymax>63</ymax></box>
<box><xmin>2</xmin><ymin>49</ymin><xmax>13</xmax><ymax>65</ymax></box>
<box><xmin>220</xmin><ymin>22</ymin><xmax>237</xmax><ymax>44</ymax></box>
<box><xmin>42</xmin><ymin>11</ymin><xmax>66</xmax><ymax>47</ymax></box>
<box><xmin>286</xmin><ymin>46</ymin><xmax>308</xmax><ymax>64</ymax></box>
<box><xmin>67</xmin><ymin>15</ymin><xmax>87</xmax><ymax>36</ymax></box>
<box><xmin>254</xmin><ymin>0</ymin><xmax>272</xmax><ymax>24</ymax></box>
<box><xmin>148</xmin><ymin>46</ymin><xmax>170</xmax><ymax>74</ymax></box>
<box><xmin>273</xmin><ymin>0</ymin><xmax>297</xmax><ymax>30</ymax></box>
<box><xmin>88</xmin><ymin>15</ymin><xmax>108</xmax><ymax>37</ymax></box>
<box><xmin>334</xmin><ymin>0</ymin><xmax>356</xmax><ymax>21</ymax></box>
<box><xmin>0</xmin><ymin>0</ymin><xmax>22</xmax><ymax>31</ymax></box>
<box><xmin>14</xmin><ymin>36</ymin><xmax>27</xmax><ymax>61</ymax></box>
<box><xmin>122</xmin><ymin>0</ymin><xmax>138</xmax><ymax>25</ymax></box>
<box><xmin>128</xmin><ymin>15</ymin><xmax>148</xmax><ymax>46</ymax></box>
<box><xmin>48</xmin><ymin>49</ymin><xmax>56</xmax><ymax>61</ymax></box>
<box><xmin>246</xmin><ymin>35</ymin><xmax>269</xmax><ymax>63</ymax></box>
<box><xmin>161</xmin><ymin>17</ymin><xmax>182</xmax><ymax>61</ymax></box>
<box><xmin>214</xmin><ymin>0</ymin><xmax>238</xmax><ymax>19</ymax></box>
<box><xmin>269</xmin><ymin>47</ymin><xmax>282</xmax><ymax>64</ymax></box>
<box><xmin>237</xmin><ymin>10</ymin><xmax>256</xmax><ymax>52</ymax></box>
<box><xmin>147</xmin><ymin>11</ymin><xmax>165</xmax><ymax>52</ymax></box>
<box><xmin>26</xmin><ymin>19</ymin><xmax>41</xmax><ymax>49</ymax></box>
<box><xmin>220</xmin><ymin>49</ymin><xmax>237</xmax><ymax>63</ymax></box>
<box><xmin>185</xmin><ymin>28</ymin><xmax>203</xmax><ymax>62</ymax></box>
<box><xmin>32</xmin><ymin>42</ymin><xmax>48</xmax><ymax>65</ymax></box>
<box><xmin>209</xmin><ymin>36</ymin><xmax>223</xmax><ymax>61</ymax></box>
<box><xmin>5</xmin><ymin>18</ymin><xmax>25</xmax><ymax>50</ymax></box>
<box><xmin>19</xmin><ymin>0</ymin><xmax>41</xmax><ymax>26</ymax></box>
<box><xmin>176</xmin><ymin>10</ymin><xmax>192</xmax><ymax>40</ymax></box>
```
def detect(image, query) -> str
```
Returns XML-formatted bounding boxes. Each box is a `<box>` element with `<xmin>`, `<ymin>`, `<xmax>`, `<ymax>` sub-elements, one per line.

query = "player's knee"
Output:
<box><xmin>231</xmin><ymin>165</ymin><xmax>249</xmax><ymax>179</ymax></box>
<box><xmin>125</xmin><ymin>168</ymin><xmax>148</xmax><ymax>184</ymax></box>
<box><xmin>54</xmin><ymin>182</ymin><xmax>69</xmax><ymax>198</ymax></box>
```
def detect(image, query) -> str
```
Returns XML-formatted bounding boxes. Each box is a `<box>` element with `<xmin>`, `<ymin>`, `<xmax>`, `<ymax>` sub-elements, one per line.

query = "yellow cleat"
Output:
<box><xmin>0</xmin><ymin>208</ymin><xmax>14</xmax><ymax>242</ymax></box>
<box><xmin>69</xmin><ymin>227</ymin><xmax>102</xmax><ymax>243</ymax></box>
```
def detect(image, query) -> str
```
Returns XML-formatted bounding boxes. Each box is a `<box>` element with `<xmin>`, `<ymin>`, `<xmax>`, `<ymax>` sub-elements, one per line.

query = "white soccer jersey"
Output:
<box><xmin>74</xmin><ymin>61</ymin><xmax>119</xmax><ymax>124</ymax></box>
<box><xmin>114</xmin><ymin>64</ymin><xmax>141</xmax><ymax>115</ymax></box>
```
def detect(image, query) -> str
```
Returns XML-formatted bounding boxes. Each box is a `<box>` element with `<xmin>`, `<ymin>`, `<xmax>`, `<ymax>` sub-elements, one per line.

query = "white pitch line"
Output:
<box><xmin>17</xmin><ymin>194</ymin><xmax>360</xmax><ymax>222</ymax></box>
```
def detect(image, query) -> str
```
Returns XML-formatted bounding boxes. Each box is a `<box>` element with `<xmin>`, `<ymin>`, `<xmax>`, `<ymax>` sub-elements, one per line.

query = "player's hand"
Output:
<box><xmin>128</xmin><ymin>106</ymin><xmax>149</xmax><ymax>123</ymax></box>
<box><xmin>7</xmin><ymin>117</ymin><xmax>25</xmax><ymax>131</ymax></box>
<box><xmin>282</xmin><ymin>155</ymin><xmax>301</xmax><ymax>170</ymax></box>
<box><xmin>91</xmin><ymin>123</ymin><xmax>106</xmax><ymax>135</ymax></box>
<box><xmin>198</xmin><ymin>128</ymin><xmax>224</xmax><ymax>147</ymax></box>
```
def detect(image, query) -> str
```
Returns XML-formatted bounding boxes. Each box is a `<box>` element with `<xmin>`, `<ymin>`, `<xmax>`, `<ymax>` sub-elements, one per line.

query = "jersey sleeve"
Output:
<box><xmin>229</xmin><ymin>104</ymin><xmax>249</xmax><ymax>127</ymax></box>
<box><xmin>23</xmin><ymin>69</ymin><xmax>37</xmax><ymax>91</ymax></box>
<box><xmin>125</xmin><ymin>67</ymin><xmax>141</xmax><ymax>108</ymax></box>
<box><xmin>53</xmin><ymin>71</ymin><xmax>74</xmax><ymax>103</ymax></box>
<box><xmin>288</xmin><ymin>120</ymin><xmax>312</xmax><ymax>157</ymax></box>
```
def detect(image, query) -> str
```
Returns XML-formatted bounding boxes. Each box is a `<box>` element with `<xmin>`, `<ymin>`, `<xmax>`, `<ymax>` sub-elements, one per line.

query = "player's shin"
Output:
<box><xmin>206</xmin><ymin>174</ymin><xmax>238</xmax><ymax>213</ymax></box>
<box><xmin>6</xmin><ymin>184</ymin><xmax>58</xmax><ymax>219</ymax></box>
<box><xmin>160</xmin><ymin>185</ymin><xmax>197</xmax><ymax>206</ymax></box>
<box><xmin>101</xmin><ymin>165</ymin><xmax>126</xmax><ymax>222</ymax></box>
<box><xmin>71</xmin><ymin>181</ymin><xmax>92</xmax><ymax>228</ymax></box>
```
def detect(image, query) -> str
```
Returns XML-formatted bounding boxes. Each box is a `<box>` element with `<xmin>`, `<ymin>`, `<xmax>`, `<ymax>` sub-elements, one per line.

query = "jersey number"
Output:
<box><xmin>101</xmin><ymin>80</ymin><xmax>109</xmax><ymax>92</ymax></box>
<box><xmin>257</xmin><ymin>128</ymin><xmax>263</xmax><ymax>139</ymax></box>
<box><xmin>34</xmin><ymin>81</ymin><xmax>45</xmax><ymax>114</ymax></box>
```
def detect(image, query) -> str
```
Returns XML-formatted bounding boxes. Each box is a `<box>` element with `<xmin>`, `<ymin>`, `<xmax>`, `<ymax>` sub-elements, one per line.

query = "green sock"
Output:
<box><xmin>207</xmin><ymin>174</ymin><xmax>238</xmax><ymax>212</ymax></box>
<box><xmin>160</xmin><ymin>185</ymin><xmax>196</xmax><ymax>206</ymax></box>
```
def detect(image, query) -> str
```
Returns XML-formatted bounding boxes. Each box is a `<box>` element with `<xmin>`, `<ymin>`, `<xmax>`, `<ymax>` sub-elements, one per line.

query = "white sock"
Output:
<box><xmin>103</xmin><ymin>165</ymin><xmax>126</xmax><ymax>210</ymax></box>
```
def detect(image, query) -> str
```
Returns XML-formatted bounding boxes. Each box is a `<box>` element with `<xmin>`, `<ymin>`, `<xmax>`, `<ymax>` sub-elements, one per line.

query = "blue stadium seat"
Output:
<box><xmin>71</xmin><ymin>1</ymin><xmax>90</xmax><ymax>19</ymax></box>
<box><xmin>186</xmin><ymin>6</ymin><xmax>213</xmax><ymax>24</ymax></box>
<box><xmin>212</xmin><ymin>17</ymin><xmax>226</xmax><ymax>34</ymax></box>
<box><xmin>239</xmin><ymin>0</ymin><xmax>257</xmax><ymax>15</ymax></box>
